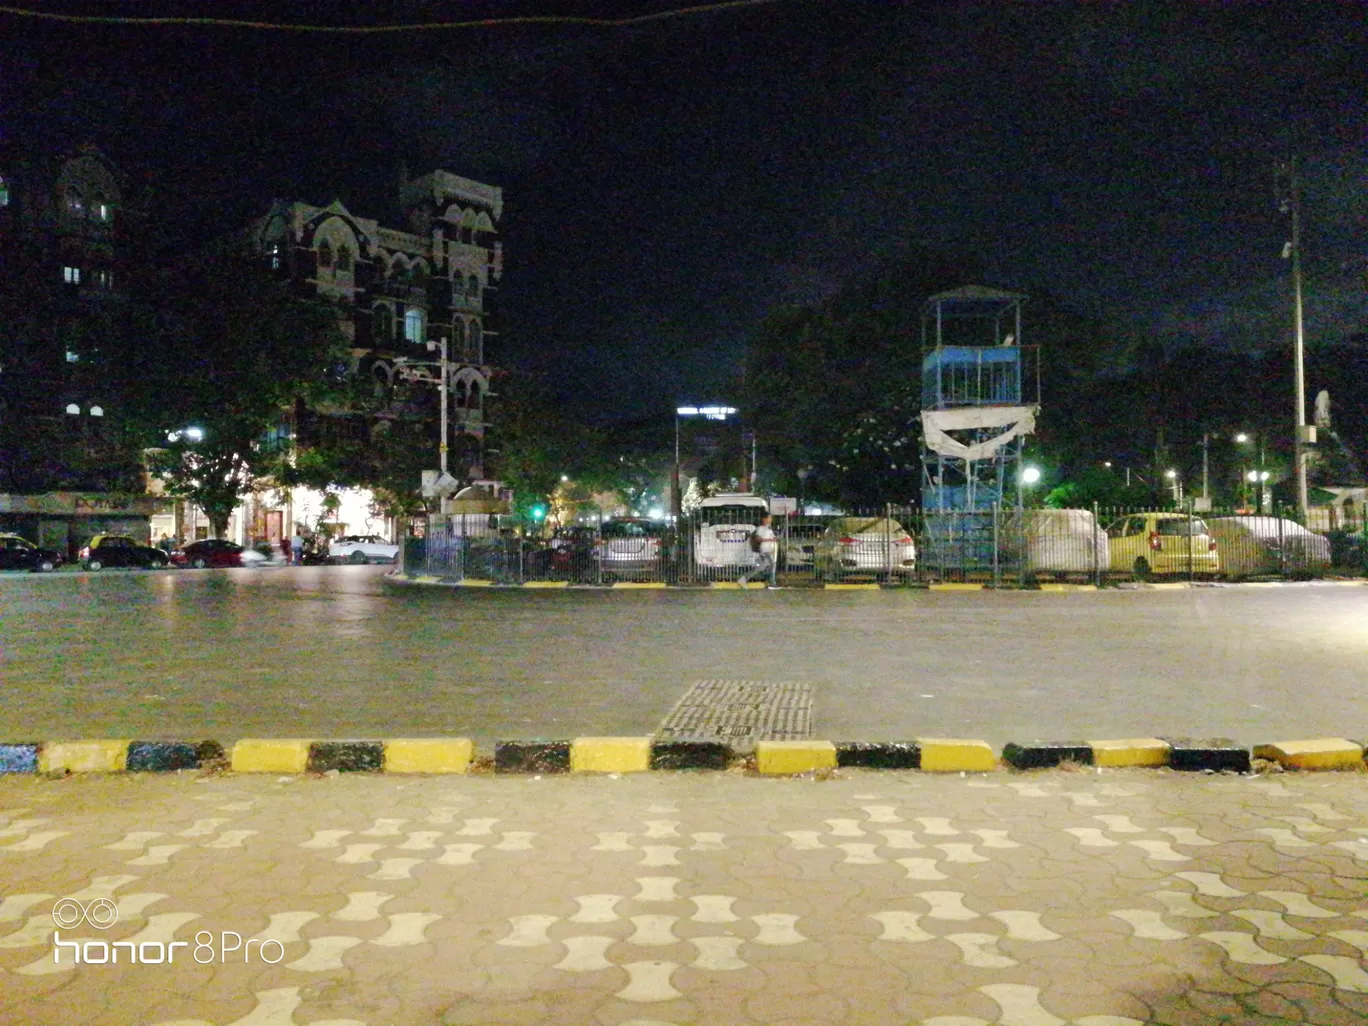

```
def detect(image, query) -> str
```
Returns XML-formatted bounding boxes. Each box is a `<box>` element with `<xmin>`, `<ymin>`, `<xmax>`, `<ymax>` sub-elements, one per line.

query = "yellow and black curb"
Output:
<box><xmin>3</xmin><ymin>736</ymin><xmax>1364</xmax><ymax>777</ymax></box>
<box><xmin>387</xmin><ymin>572</ymin><xmax>1366</xmax><ymax>593</ymax></box>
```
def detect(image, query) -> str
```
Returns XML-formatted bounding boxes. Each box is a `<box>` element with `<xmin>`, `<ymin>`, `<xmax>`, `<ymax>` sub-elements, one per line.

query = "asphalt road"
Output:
<box><xmin>3</xmin><ymin>566</ymin><xmax>1367</xmax><ymax>744</ymax></box>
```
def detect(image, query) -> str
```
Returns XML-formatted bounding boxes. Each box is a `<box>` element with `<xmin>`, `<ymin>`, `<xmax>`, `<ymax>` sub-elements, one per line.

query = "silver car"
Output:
<box><xmin>812</xmin><ymin>517</ymin><xmax>917</xmax><ymax>579</ymax></box>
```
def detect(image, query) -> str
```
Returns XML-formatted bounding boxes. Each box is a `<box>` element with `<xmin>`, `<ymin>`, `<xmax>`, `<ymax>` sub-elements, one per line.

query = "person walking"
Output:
<box><xmin>738</xmin><ymin>513</ymin><xmax>779</xmax><ymax>589</ymax></box>
<box><xmin>290</xmin><ymin>531</ymin><xmax>304</xmax><ymax>566</ymax></box>
<box><xmin>279</xmin><ymin>536</ymin><xmax>292</xmax><ymax>565</ymax></box>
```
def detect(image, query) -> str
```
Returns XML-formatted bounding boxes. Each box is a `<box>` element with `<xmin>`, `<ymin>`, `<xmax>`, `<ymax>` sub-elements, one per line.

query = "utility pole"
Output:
<box><xmin>1278</xmin><ymin>157</ymin><xmax>1311</xmax><ymax>521</ymax></box>
<box><xmin>1201</xmin><ymin>432</ymin><xmax>1210</xmax><ymax>504</ymax></box>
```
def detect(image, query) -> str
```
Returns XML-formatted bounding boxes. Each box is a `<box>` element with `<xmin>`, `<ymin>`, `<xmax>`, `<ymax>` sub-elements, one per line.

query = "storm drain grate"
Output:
<box><xmin>655</xmin><ymin>679</ymin><xmax>812</xmax><ymax>745</ymax></box>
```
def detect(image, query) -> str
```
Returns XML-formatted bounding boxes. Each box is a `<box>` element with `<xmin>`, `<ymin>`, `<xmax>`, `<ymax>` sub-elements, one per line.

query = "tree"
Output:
<box><xmin>118</xmin><ymin>257</ymin><xmax>353</xmax><ymax>537</ymax></box>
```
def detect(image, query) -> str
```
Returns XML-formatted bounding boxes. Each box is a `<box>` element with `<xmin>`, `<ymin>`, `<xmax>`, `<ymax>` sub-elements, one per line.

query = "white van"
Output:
<box><xmin>693</xmin><ymin>493</ymin><xmax>769</xmax><ymax>578</ymax></box>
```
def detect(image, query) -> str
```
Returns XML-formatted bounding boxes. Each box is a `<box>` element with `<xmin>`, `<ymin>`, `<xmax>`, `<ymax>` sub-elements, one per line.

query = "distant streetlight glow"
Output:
<box><xmin>1021</xmin><ymin>466</ymin><xmax>1041</xmax><ymax>485</ymax></box>
<box><xmin>1235</xmin><ymin>432</ymin><xmax>1249</xmax><ymax>443</ymax></box>
<box><xmin>1165</xmin><ymin>469</ymin><xmax>1177</xmax><ymax>479</ymax></box>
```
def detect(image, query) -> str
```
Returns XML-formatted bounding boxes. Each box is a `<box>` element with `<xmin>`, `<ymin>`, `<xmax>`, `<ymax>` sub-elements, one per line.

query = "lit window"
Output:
<box><xmin>404</xmin><ymin>308</ymin><xmax>424</xmax><ymax>344</ymax></box>
<box><xmin>63</xmin><ymin>266</ymin><xmax>81</xmax><ymax>284</ymax></box>
<box><xmin>268</xmin><ymin>244</ymin><xmax>281</xmax><ymax>270</ymax></box>
<box><xmin>66</xmin><ymin>192</ymin><xmax>84</xmax><ymax>215</ymax></box>
<box><xmin>95</xmin><ymin>269</ymin><xmax>112</xmax><ymax>288</ymax></box>
<box><xmin>0</xmin><ymin>175</ymin><xmax>8</xmax><ymax>207</ymax></box>
<box><xmin>317</xmin><ymin>240</ymin><xmax>333</xmax><ymax>268</ymax></box>
<box><xmin>66</xmin><ymin>350</ymin><xmax>80</xmax><ymax>363</ymax></box>
<box><xmin>97</xmin><ymin>202</ymin><xmax>111</xmax><ymax>222</ymax></box>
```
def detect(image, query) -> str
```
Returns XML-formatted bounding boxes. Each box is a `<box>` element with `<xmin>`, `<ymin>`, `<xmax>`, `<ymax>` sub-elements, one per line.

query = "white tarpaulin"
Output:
<box><xmin>921</xmin><ymin>405</ymin><xmax>1038</xmax><ymax>461</ymax></box>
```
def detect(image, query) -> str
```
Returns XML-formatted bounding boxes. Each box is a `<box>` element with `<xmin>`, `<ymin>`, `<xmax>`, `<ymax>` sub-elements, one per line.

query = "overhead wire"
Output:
<box><xmin>0</xmin><ymin>0</ymin><xmax>786</xmax><ymax>33</ymax></box>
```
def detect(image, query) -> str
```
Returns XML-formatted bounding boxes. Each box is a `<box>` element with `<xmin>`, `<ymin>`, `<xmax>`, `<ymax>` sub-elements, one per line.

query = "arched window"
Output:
<box><xmin>470</xmin><ymin>320</ymin><xmax>483</xmax><ymax>360</ymax></box>
<box><xmin>452</xmin><ymin>320</ymin><xmax>467</xmax><ymax>358</ymax></box>
<box><xmin>336</xmin><ymin>245</ymin><xmax>352</xmax><ymax>272</ymax></box>
<box><xmin>404</xmin><ymin>307</ymin><xmax>424</xmax><ymax>344</ymax></box>
<box><xmin>469</xmin><ymin>380</ymin><xmax>483</xmax><ymax>410</ymax></box>
<box><xmin>268</xmin><ymin>243</ymin><xmax>281</xmax><ymax>270</ymax></box>
<box><xmin>455</xmin><ymin>379</ymin><xmax>469</xmax><ymax>408</ymax></box>
<box><xmin>466</xmin><ymin>275</ymin><xmax>480</xmax><ymax>300</ymax></box>
<box><xmin>317</xmin><ymin>240</ymin><xmax>333</xmax><ymax>268</ymax></box>
<box><xmin>373</xmin><ymin>304</ymin><xmax>394</xmax><ymax>343</ymax></box>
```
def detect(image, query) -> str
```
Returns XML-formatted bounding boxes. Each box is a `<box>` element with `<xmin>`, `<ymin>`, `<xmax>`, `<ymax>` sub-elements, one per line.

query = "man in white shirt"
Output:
<box><xmin>738</xmin><ymin>514</ymin><xmax>779</xmax><ymax>588</ymax></box>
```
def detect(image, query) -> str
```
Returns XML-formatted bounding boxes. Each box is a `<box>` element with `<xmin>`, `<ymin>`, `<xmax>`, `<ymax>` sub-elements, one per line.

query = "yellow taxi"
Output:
<box><xmin>1105</xmin><ymin>512</ymin><xmax>1220</xmax><ymax>579</ymax></box>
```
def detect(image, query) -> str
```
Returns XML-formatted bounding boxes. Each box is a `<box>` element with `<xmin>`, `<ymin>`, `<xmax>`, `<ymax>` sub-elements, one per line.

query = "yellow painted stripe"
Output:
<box><xmin>824</xmin><ymin>583</ymin><xmax>880</xmax><ymax>591</ymax></box>
<box><xmin>710</xmin><ymin>581</ymin><xmax>743</xmax><ymax>589</ymax></box>
<box><xmin>611</xmin><ymin>582</ymin><xmax>667</xmax><ymax>589</ymax></box>
<box><xmin>570</xmin><ymin>737</ymin><xmax>652</xmax><ymax>773</ymax></box>
<box><xmin>918</xmin><ymin>738</ymin><xmax>997</xmax><ymax>772</ymax></box>
<box><xmin>39</xmin><ymin>741</ymin><xmax>129</xmax><ymax>773</ymax></box>
<box><xmin>413</xmin><ymin>575</ymin><xmax>442</xmax><ymax>584</ymax></box>
<box><xmin>458</xmin><ymin>579</ymin><xmax>495</xmax><ymax>587</ymax></box>
<box><xmin>1087</xmin><ymin>738</ymin><xmax>1171</xmax><ymax>768</ymax></box>
<box><xmin>930</xmin><ymin>583</ymin><xmax>984</xmax><ymax>591</ymax></box>
<box><xmin>231</xmin><ymin>739</ymin><xmax>311</xmax><ymax>774</ymax></box>
<box><xmin>1253</xmin><ymin>739</ymin><xmax>1365</xmax><ymax>771</ymax></box>
<box><xmin>755</xmin><ymin>740</ymin><xmax>837</xmax><ymax>775</ymax></box>
<box><xmin>384</xmin><ymin>738</ymin><xmax>474</xmax><ymax>774</ymax></box>
<box><xmin>1038</xmin><ymin>583</ymin><xmax>1098</xmax><ymax>592</ymax></box>
<box><xmin>522</xmin><ymin>580</ymin><xmax>569</xmax><ymax>588</ymax></box>
<box><xmin>1149</xmin><ymin>583</ymin><xmax>1189</xmax><ymax>590</ymax></box>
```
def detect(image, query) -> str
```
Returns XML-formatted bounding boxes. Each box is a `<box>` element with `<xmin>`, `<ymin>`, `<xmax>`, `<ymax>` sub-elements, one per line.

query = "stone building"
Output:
<box><xmin>226</xmin><ymin>170</ymin><xmax>504</xmax><ymax>546</ymax></box>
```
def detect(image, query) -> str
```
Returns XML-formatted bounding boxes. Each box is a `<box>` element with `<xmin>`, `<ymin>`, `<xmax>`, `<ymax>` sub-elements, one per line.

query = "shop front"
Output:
<box><xmin>0</xmin><ymin>492</ymin><xmax>170</xmax><ymax>562</ymax></box>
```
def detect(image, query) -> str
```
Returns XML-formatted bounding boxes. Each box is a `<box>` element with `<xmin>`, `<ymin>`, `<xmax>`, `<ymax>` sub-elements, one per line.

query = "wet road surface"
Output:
<box><xmin>3</xmin><ymin>566</ymin><xmax>1367</xmax><ymax>743</ymax></box>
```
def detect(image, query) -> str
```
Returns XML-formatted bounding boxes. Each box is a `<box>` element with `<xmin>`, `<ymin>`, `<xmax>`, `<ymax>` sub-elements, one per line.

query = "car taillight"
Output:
<box><xmin>79</xmin><ymin>546</ymin><xmax>90</xmax><ymax>559</ymax></box>
<box><xmin>1209</xmin><ymin>540</ymin><xmax>1218</xmax><ymax>552</ymax></box>
<box><xmin>1149</xmin><ymin>531</ymin><xmax>1161</xmax><ymax>551</ymax></box>
<box><xmin>839</xmin><ymin>537</ymin><xmax>858</xmax><ymax>546</ymax></box>
<box><xmin>894</xmin><ymin>535</ymin><xmax>913</xmax><ymax>545</ymax></box>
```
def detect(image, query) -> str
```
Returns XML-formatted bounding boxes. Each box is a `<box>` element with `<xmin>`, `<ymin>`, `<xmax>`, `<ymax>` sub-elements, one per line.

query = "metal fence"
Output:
<box><xmin>403</xmin><ymin>504</ymin><xmax>1368</xmax><ymax>586</ymax></box>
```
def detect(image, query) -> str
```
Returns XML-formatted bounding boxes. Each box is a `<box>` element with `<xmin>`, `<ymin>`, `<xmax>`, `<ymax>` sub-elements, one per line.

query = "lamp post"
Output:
<box><xmin>394</xmin><ymin>337</ymin><xmax>452</xmax><ymax>513</ymax></box>
<box><xmin>796</xmin><ymin>466</ymin><xmax>811</xmax><ymax>515</ymax></box>
<box><xmin>1277</xmin><ymin>157</ymin><xmax>1311</xmax><ymax>522</ymax></box>
<box><xmin>674</xmin><ymin>405</ymin><xmax>737</xmax><ymax>518</ymax></box>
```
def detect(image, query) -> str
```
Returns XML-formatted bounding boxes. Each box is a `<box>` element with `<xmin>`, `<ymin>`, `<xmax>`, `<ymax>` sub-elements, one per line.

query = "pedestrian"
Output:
<box><xmin>290</xmin><ymin>530</ymin><xmax>304</xmax><ymax>566</ymax></box>
<box><xmin>279</xmin><ymin>536</ymin><xmax>292</xmax><ymax>565</ymax></box>
<box><xmin>738</xmin><ymin>513</ymin><xmax>779</xmax><ymax>589</ymax></box>
<box><xmin>158</xmin><ymin>534</ymin><xmax>174</xmax><ymax>554</ymax></box>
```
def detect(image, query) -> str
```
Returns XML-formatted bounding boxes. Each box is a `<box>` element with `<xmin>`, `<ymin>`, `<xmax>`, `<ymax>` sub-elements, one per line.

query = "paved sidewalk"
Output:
<box><xmin>2</xmin><ymin>771</ymin><xmax>1367</xmax><ymax>1025</ymax></box>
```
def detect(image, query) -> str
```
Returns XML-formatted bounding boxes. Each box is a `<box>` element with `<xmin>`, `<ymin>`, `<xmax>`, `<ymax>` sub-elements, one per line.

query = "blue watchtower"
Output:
<box><xmin>920</xmin><ymin>286</ymin><xmax>1038</xmax><ymax>573</ymax></box>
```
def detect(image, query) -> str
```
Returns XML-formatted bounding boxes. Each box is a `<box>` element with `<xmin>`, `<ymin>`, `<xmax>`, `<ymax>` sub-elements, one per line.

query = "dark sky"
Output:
<box><xmin>3</xmin><ymin>1</ymin><xmax>1365</xmax><ymax>417</ymax></box>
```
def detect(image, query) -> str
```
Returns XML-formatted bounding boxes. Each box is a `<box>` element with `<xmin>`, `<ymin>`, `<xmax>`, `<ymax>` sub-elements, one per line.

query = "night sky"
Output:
<box><xmin>3</xmin><ymin>1</ymin><xmax>1364</xmax><ymax>417</ymax></box>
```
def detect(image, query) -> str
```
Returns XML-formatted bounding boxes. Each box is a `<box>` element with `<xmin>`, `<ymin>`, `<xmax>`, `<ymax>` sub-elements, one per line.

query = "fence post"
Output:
<box><xmin>1092</xmin><ymin>501</ymin><xmax>1101</xmax><ymax>587</ymax></box>
<box><xmin>992</xmin><ymin>503</ymin><xmax>1001</xmax><ymax>588</ymax></box>
<box><xmin>1187</xmin><ymin>500</ymin><xmax>1195</xmax><ymax>582</ymax></box>
<box><xmin>884</xmin><ymin>503</ymin><xmax>893</xmax><ymax>582</ymax></box>
<box><xmin>1277</xmin><ymin>509</ymin><xmax>1286</xmax><ymax>577</ymax></box>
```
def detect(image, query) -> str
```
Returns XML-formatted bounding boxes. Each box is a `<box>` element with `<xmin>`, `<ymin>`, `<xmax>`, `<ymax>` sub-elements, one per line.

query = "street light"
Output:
<box><xmin>674</xmin><ymin>404</ymin><xmax>737</xmax><ymax>517</ymax></box>
<box><xmin>1021</xmin><ymin>466</ymin><xmax>1041</xmax><ymax>485</ymax></box>
<box><xmin>1277</xmin><ymin>157</ymin><xmax>1311</xmax><ymax>521</ymax></box>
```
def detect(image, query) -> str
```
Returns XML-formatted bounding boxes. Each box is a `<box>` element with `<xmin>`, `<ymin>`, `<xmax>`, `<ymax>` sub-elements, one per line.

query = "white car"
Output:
<box><xmin>328</xmin><ymin>535</ymin><xmax>399</xmax><ymax>564</ymax></box>
<box><xmin>812</xmin><ymin>517</ymin><xmax>917</xmax><ymax>579</ymax></box>
<box><xmin>692</xmin><ymin>494</ymin><xmax>769</xmax><ymax>578</ymax></box>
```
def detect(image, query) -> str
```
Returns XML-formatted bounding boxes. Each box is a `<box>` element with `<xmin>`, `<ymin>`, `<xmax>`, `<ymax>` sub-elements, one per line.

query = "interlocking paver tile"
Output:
<box><xmin>5</xmin><ymin>771</ymin><xmax>1368</xmax><ymax>1024</ymax></box>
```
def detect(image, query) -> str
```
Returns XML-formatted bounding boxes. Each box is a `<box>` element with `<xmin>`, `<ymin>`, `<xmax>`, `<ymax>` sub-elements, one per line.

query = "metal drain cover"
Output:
<box><xmin>655</xmin><ymin>679</ymin><xmax>812</xmax><ymax>747</ymax></box>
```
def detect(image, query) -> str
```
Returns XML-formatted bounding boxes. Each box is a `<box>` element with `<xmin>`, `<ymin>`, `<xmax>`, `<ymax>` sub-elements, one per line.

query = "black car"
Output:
<box><xmin>80</xmin><ymin>534</ymin><xmax>170</xmax><ymax>571</ymax></box>
<box><xmin>0</xmin><ymin>533</ymin><xmax>64</xmax><ymax>572</ymax></box>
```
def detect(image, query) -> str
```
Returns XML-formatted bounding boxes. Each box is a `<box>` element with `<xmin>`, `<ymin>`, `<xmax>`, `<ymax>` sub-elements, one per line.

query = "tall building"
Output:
<box><xmin>227</xmin><ymin>170</ymin><xmax>504</xmax><ymax>544</ymax></box>
<box><xmin>0</xmin><ymin>145</ymin><xmax>164</xmax><ymax>555</ymax></box>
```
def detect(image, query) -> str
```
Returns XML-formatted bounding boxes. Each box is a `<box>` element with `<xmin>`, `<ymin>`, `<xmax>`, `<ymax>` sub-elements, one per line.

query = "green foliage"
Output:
<box><xmin>116</xmin><ymin>256</ymin><xmax>352</xmax><ymax>536</ymax></box>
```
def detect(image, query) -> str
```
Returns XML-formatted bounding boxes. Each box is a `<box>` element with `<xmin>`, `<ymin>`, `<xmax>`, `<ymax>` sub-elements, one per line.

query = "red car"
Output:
<box><xmin>171</xmin><ymin>539</ymin><xmax>268</xmax><ymax>569</ymax></box>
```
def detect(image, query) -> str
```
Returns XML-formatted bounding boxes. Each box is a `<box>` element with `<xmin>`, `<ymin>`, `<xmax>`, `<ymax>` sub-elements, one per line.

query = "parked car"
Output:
<box><xmin>80</xmin><ymin>534</ymin><xmax>169</xmax><ymax>571</ymax></box>
<box><xmin>1207</xmin><ymin>516</ymin><xmax>1331</xmax><ymax>579</ymax></box>
<box><xmin>1105</xmin><ymin>512</ymin><xmax>1220</xmax><ymax>579</ymax></box>
<box><xmin>692</xmin><ymin>493</ymin><xmax>769</xmax><ymax>577</ymax></box>
<box><xmin>779</xmin><ymin>519</ymin><xmax>828</xmax><ymax>570</ymax></box>
<box><xmin>328</xmin><ymin>535</ymin><xmax>400</xmax><ymax>564</ymax></box>
<box><xmin>595</xmin><ymin>518</ymin><xmax>666</xmax><ymax>579</ymax></box>
<box><xmin>812</xmin><ymin>517</ymin><xmax>917</xmax><ymax>578</ymax></box>
<box><xmin>171</xmin><ymin>539</ymin><xmax>269</xmax><ymax>569</ymax></box>
<box><xmin>0</xmin><ymin>533</ymin><xmax>63</xmax><ymax>572</ymax></box>
<box><xmin>1016</xmin><ymin>508</ymin><xmax>1109</xmax><ymax>579</ymax></box>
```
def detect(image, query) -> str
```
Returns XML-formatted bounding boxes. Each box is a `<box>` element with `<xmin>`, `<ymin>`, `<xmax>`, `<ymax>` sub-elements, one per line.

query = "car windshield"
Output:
<box><xmin>830</xmin><ymin>518</ymin><xmax>907</xmax><ymax>537</ymax></box>
<box><xmin>602</xmin><ymin>521</ymin><xmax>661</xmax><ymax>538</ymax></box>
<box><xmin>1156</xmin><ymin>519</ymin><xmax>1209</xmax><ymax>536</ymax></box>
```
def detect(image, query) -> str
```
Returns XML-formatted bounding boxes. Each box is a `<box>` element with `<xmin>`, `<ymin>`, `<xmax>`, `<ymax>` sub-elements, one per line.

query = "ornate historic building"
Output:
<box><xmin>233</xmin><ymin>170</ymin><xmax>504</xmax><ymax>543</ymax></box>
